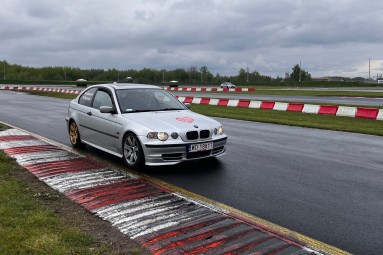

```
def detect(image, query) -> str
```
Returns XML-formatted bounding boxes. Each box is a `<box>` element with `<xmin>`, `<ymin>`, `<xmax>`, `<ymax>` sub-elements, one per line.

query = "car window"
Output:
<box><xmin>116</xmin><ymin>88</ymin><xmax>186</xmax><ymax>113</ymax></box>
<box><xmin>78</xmin><ymin>88</ymin><xmax>97</xmax><ymax>107</ymax></box>
<box><xmin>92</xmin><ymin>90</ymin><xmax>113</xmax><ymax>110</ymax></box>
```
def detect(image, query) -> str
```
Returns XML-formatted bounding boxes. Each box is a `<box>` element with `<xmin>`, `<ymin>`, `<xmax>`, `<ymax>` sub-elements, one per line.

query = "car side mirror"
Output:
<box><xmin>100</xmin><ymin>106</ymin><xmax>115</xmax><ymax>114</ymax></box>
<box><xmin>185</xmin><ymin>103</ymin><xmax>191</xmax><ymax>109</ymax></box>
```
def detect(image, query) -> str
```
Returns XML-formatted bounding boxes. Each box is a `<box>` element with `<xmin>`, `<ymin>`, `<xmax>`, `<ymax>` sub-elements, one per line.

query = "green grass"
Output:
<box><xmin>191</xmin><ymin>104</ymin><xmax>383</xmax><ymax>136</ymax></box>
<box><xmin>0</xmin><ymin>154</ymin><xmax>94</xmax><ymax>254</ymax></box>
<box><xmin>0</xmin><ymin>125</ymin><xmax>147</xmax><ymax>254</ymax></box>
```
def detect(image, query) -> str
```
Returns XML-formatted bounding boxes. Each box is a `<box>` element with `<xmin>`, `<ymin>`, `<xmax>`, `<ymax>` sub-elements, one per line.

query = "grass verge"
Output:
<box><xmin>191</xmin><ymin>104</ymin><xmax>383</xmax><ymax>136</ymax></box>
<box><xmin>0</xmin><ymin>124</ymin><xmax>148</xmax><ymax>255</ymax></box>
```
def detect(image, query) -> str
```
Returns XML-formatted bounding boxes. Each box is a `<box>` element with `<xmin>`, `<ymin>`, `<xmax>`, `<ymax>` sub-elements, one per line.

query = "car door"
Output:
<box><xmin>86</xmin><ymin>89</ymin><xmax>121</xmax><ymax>153</ymax></box>
<box><xmin>76</xmin><ymin>87</ymin><xmax>98</xmax><ymax>141</ymax></box>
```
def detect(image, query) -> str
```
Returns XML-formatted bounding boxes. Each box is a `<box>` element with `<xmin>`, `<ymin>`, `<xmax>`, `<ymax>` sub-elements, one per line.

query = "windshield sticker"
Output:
<box><xmin>176</xmin><ymin>117</ymin><xmax>194</xmax><ymax>123</ymax></box>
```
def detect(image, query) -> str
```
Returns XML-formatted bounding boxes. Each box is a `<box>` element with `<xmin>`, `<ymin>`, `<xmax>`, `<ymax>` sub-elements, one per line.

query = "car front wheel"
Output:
<box><xmin>122</xmin><ymin>132</ymin><xmax>144</xmax><ymax>169</ymax></box>
<box><xmin>69</xmin><ymin>121</ymin><xmax>84</xmax><ymax>148</ymax></box>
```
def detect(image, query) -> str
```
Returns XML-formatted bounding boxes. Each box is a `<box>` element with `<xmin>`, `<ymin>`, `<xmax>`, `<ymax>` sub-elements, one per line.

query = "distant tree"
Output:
<box><xmin>290</xmin><ymin>64</ymin><xmax>311</xmax><ymax>81</ymax></box>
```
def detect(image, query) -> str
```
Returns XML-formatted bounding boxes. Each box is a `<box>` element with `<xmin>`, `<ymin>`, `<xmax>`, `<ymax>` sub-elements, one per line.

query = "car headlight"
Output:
<box><xmin>214</xmin><ymin>126</ymin><xmax>224</xmax><ymax>135</ymax></box>
<box><xmin>147</xmin><ymin>132</ymin><xmax>157</xmax><ymax>139</ymax></box>
<box><xmin>157</xmin><ymin>132</ymin><xmax>169</xmax><ymax>141</ymax></box>
<box><xmin>147</xmin><ymin>132</ymin><xmax>169</xmax><ymax>141</ymax></box>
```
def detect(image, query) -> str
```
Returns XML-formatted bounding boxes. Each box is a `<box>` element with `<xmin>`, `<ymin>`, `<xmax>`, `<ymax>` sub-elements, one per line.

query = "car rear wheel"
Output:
<box><xmin>69</xmin><ymin>121</ymin><xmax>84</xmax><ymax>148</ymax></box>
<box><xmin>123</xmin><ymin>132</ymin><xmax>144</xmax><ymax>169</ymax></box>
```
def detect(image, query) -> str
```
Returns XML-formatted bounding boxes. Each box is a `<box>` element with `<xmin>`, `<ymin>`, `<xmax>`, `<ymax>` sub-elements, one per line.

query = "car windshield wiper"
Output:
<box><xmin>125</xmin><ymin>109</ymin><xmax>154</xmax><ymax>113</ymax></box>
<box><xmin>158</xmin><ymin>108</ymin><xmax>185</xmax><ymax>111</ymax></box>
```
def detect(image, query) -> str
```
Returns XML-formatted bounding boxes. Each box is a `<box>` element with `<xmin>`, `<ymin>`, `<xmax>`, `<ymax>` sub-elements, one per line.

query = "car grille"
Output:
<box><xmin>186</xmin><ymin>130</ymin><xmax>210</xmax><ymax>140</ymax></box>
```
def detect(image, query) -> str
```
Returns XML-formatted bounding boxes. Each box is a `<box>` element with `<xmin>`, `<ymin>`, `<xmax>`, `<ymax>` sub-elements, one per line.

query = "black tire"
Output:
<box><xmin>122</xmin><ymin>132</ymin><xmax>144</xmax><ymax>169</ymax></box>
<box><xmin>68</xmin><ymin>121</ymin><xmax>84</xmax><ymax>148</ymax></box>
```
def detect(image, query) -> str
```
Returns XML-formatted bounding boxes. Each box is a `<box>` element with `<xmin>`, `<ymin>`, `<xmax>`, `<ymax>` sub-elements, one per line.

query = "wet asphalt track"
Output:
<box><xmin>0</xmin><ymin>91</ymin><xmax>383</xmax><ymax>254</ymax></box>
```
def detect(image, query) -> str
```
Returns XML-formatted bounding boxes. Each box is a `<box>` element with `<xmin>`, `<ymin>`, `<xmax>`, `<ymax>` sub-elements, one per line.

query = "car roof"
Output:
<box><xmin>91</xmin><ymin>83</ymin><xmax>161</xmax><ymax>90</ymax></box>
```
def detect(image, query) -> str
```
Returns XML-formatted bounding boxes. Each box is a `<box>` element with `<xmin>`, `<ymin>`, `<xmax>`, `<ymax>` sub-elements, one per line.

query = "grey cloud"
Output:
<box><xmin>1</xmin><ymin>0</ymin><xmax>383</xmax><ymax>77</ymax></box>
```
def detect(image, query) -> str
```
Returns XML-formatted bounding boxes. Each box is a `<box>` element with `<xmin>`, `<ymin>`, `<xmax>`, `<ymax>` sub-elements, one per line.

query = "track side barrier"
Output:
<box><xmin>355</xmin><ymin>108</ymin><xmax>379</xmax><ymax>119</ymax></box>
<box><xmin>336</xmin><ymin>106</ymin><xmax>357</xmax><ymax>117</ymax></box>
<box><xmin>176</xmin><ymin>96</ymin><xmax>383</xmax><ymax>121</ymax></box>
<box><xmin>0</xmin><ymin>85</ymin><xmax>81</xmax><ymax>95</ymax></box>
<box><xmin>167</xmin><ymin>87</ymin><xmax>255</xmax><ymax>92</ymax></box>
<box><xmin>287</xmin><ymin>103</ymin><xmax>304</xmax><ymax>112</ymax></box>
<box><xmin>319</xmin><ymin>105</ymin><xmax>338</xmax><ymax>115</ymax></box>
<box><xmin>260</xmin><ymin>101</ymin><xmax>275</xmax><ymax>110</ymax></box>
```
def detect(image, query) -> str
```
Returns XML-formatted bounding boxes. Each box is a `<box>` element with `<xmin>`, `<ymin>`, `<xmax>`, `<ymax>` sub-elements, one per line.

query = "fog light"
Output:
<box><xmin>171</xmin><ymin>132</ymin><xmax>179</xmax><ymax>139</ymax></box>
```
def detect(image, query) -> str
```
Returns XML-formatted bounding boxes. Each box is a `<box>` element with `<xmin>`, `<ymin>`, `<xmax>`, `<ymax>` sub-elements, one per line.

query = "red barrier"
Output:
<box><xmin>248</xmin><ymin>88</ymin><xmax>255</xmax><ymax>92</ymax></box>
<box><xmin>211</xmin><ymin>88</ymin><xmax>218</xmax><ymax>92</ymax></box>
<box><xmin>287</xmin><ymin>103</ymin><xmax>304</xmax><ymax>112</ymax></box>
<box><xmin>238</xmin><ymin>100</ymin><xmax>250</xmax><ymax>108</ymax></box>
<box><xmin>260</xmin><ymin>101</ymin><xmax>275</xmax><ymax>110</ymax></box>
<box><xmin>184</xmin><ymin>97</ymin><xmax>194</xmax><ymax>103</ymax></box>
<box><xmin>200</xmin><ymin>98</ymin><xmax>210</xmax><ymax>104</ymax></box>
<box><xmin>319</xmin><ymin>105</ymin><xmax>338</xmax><ymax>115</ymax></box>
<box><xmin>191</xmin><ymin>88</ymin><xmax>196</xmax><ymax>92</ymax></box>
<box><xmin>217</xmin><ymin>99</ymin><xmax>229</xmax><ymax>106</ymax></box>
<box><xmin>182</xmin><ymin>88</ymin><xmax>188</xmax><ymax>91</ymax></box>
<box><xmin>13</xmin><ymin>86</ymin><xmax>18</xmax><ymax>90</ymax></box>
<box><xmin>222</xmin><ymin>88</ymin><xmax>229</xmax><ymax>92</ymax></box>
<box><xmin>201</xmin><ymin>88</ymin><xmax>207</xmax><ymax>92</ymax></box>
<box><xmin>235</xmin><ymin>88</ymin><xmax>242</xmax><ymax>92</ymax></box>
<box><xmin>356</xmin><ymin>108</ymin><xmax>379</xmax><ymax>119</ymax></box>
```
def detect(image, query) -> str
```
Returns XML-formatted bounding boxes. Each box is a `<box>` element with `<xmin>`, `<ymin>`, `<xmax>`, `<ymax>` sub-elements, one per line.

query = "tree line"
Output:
<box><xmin>0</xmin><ymin>60</ymin><xmax>311</xmax><ymax>85</ymax></box>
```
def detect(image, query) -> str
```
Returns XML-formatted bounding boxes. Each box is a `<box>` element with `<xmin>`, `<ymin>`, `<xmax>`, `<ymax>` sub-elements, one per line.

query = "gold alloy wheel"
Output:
<box><xmin>69</xmin><ymin>121</ymin><xmax>79</xmax><ymax>145</ymax></box>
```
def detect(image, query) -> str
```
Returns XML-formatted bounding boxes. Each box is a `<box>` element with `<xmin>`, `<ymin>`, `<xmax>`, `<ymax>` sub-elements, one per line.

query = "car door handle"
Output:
<box><xmin>87</xmin><ymin>111</ymin><xmax>93</xmax><ymax>116</ymax></box>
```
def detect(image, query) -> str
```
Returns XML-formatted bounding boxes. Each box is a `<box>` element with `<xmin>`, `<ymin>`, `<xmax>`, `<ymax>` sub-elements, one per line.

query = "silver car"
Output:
<box><xmin>220</xmin><ymin>82</ymin><xmax>236</xmax><ymax>88</ymax></box>
<box><xmin>65</xmin><ymin>83</ymin><xmax>227</xmax><ymax>169</ymax></box>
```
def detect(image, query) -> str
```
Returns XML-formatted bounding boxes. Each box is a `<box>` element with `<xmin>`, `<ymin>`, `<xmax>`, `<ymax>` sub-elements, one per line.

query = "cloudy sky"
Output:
<box><xmin>1</xmin><ymin>0</ymin><xmax>383</xmax><ymax>78</ymax></box>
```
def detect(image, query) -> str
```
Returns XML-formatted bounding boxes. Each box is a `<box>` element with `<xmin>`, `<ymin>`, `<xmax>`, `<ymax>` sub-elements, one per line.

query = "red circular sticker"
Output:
<box><xmin>176</xmin><ymin>117</ymin><xmax>194</xmax><ymax>123</ymax></box>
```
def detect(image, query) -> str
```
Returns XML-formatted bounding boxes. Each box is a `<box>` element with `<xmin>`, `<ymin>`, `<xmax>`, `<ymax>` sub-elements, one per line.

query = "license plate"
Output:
<box><xmin>188</xmin><ymin>142</ymin><xmax>213</xmax><ymax>152</ymax></box>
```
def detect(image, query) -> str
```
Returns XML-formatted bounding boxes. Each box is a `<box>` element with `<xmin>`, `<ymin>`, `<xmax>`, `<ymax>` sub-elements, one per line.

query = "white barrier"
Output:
<box><xmin>208</xmin><ymin>98</ymin><xmax>219</xmax><ymax>106</ymax></box>
<box><xmin>273</xmin><ymin>102</ymin><xmax>288</xmax><ymax>111</ymax></box>
<box><xmin>191</xmin><ymin>97</ymin><xmax>202</xmax><ymax>104</ymax></box>
<box><xmin>248</xmin><ymin>100</ymin><xmax>262</xmax><ymax>109</ymax></box>
<box><xmin>377</xmin><ymin>109</ymin><xmax>383</xmax><ymax>121</ymax></box>
<box><xmin>336</xmin><ymin>106</ymin><xmax>357</xmax><ymax>117</ymax></box>
<box><xmin>227</xmin><ymin>99</ymin><xmax>239</xmax><ymax>107</ymax></box>
<box><xmin>302</xmin><ymin>104</ymin><xmax>320</xmax><ymax>114</ymax></box>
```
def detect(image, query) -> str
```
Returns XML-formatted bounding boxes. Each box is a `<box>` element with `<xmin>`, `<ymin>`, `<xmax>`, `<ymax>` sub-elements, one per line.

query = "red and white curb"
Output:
<box><xmin>167</xmin><ymin>87</ymin><xmax>255</xmax><ymax>92</ymax></box>
<box><xmin>0</xmin><ymin>85</ymin><xmax>81</xmax><ymax>94</ymax></box>
<box><xmin>0</xmin><ymin>85</ymin><xmax>254</xmax><ymax>93</ymax></box>
<box><xmin>0</xmin><ymin>128</ymin><xmax>334</xmax><ymax>255</ymax></box>
<box><xmin>176</xmin><ymin>96</ymin><xmax>383</xmax><ymax>121</ymax></box>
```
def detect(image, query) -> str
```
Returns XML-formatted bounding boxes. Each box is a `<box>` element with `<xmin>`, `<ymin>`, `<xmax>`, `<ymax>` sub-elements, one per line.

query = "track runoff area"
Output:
<box><xmin>0</xmin><ymin>123</ymin><xmax>351</xmax><ymax>255</ymax></box>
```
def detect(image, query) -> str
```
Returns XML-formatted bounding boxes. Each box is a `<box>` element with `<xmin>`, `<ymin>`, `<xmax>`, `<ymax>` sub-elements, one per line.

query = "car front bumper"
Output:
<box><xmin>142</xmin><ymin>137</ymin><xmax>227</xmax><ymax>166</ymax></box>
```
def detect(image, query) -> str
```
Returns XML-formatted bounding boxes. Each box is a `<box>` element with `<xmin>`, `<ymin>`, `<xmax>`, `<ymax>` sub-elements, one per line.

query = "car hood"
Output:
<box><xmin>121</xmin><ymin>110</ymin><xmax>220</xmax><ymax>132</ymax></box>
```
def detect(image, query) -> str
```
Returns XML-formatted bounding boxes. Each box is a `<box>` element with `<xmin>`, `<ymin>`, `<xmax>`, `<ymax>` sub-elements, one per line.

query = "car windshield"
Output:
<box><xmin>115</xmin><ymin>88</ymin><xmax>187</xmax><ymax>113</ymax></box>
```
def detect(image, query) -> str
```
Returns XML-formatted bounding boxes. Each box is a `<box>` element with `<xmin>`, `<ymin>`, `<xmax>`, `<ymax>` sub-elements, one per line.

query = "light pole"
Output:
<box><xmin>62</xmin><ymin>67</ymin><xmax>66</xmax><ymax>81</ymax></box>
<box><xmin>3</xmin><ymin>61</ymin><xmax>5</xmax><ymax>80</ymax></box>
